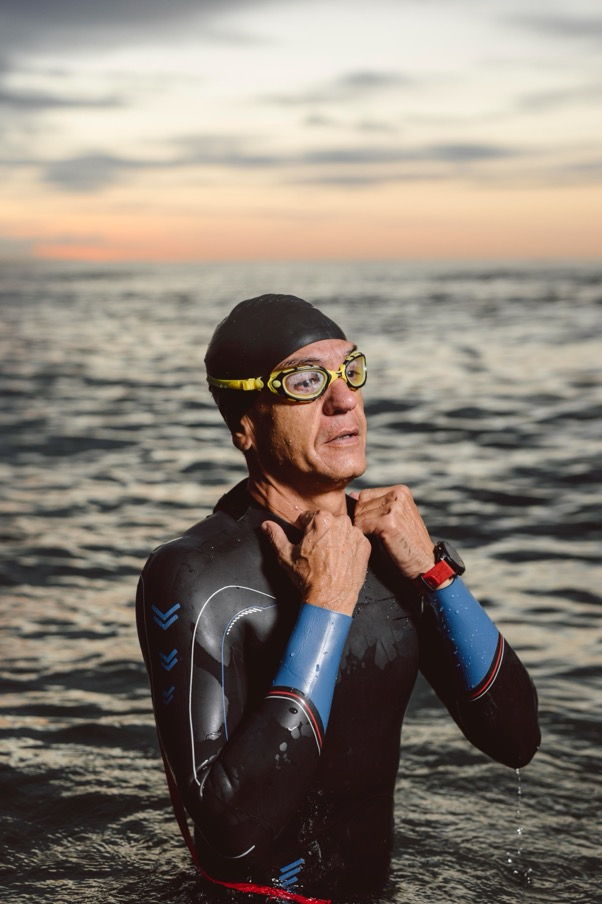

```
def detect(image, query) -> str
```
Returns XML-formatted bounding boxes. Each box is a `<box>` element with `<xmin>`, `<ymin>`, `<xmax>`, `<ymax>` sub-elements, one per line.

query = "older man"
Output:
<box><xmin>136</xmin><ymin>294</ymin><xmax>540</xmax><ymax>903</ymax></box>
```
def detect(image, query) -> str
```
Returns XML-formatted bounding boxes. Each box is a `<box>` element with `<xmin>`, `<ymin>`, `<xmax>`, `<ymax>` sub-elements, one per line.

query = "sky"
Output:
<box><xmin>1</xmin><ymin>0</ymin><xmax>601</xmax><ymax>263</ymax></box>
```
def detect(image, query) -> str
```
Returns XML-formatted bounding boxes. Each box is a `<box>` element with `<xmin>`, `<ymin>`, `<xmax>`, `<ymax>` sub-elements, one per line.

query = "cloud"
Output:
<box><xmin>177</xmin><ymin>135</ymin><xmax>517</xmax><ymax>173</ymax></box>
<box><xmin>10</xmin><ymin>124</ymin><xmax>602</xmax><ymax>196</ymax></box>
<box><xmin>562</xmin><ymin>159</ymin><xmax>602</xmax><ymax>180</ymax></box>
<box><xmin>34</xmin><ymin>140</ymin><xmax>286</xmax><ymax>191</ymax></box>
<box><xmin>517</xmin><ymin>82</ymin><xmax>602</xmax><ymax>114</ymax></box>
<box><xmin>177</xmin><ymin>135</ymin><xmax>284</xmax><ymax>170</ymax></box>
<box><xmin>426</xmin><ymin>143</ymin><xmax>514</xmax><ymax>162</ymax></box>
<box><xmin>289</xmin><ymin>170</ymin><xmax>447</xmax><ymax>187</ymax></box>
<box><xmin>304</xmin><ymin>113</ymin><xmax>399</xmax><ymax>134</ymax></box>
<box><xmin>266</xmin><ymin>69</ymin><xmax>413</xmax><ymax>106</ymax></box>
<box><xmin>304</xmin><ymin>113</ymin><xmax>339</xmax><ymax>128</ymax></box>
<box><xmin>354</xmin><ymin>119</ymin><xmax>399</xmax><ymax>134</ymax></box>
<box><xmin>0</xmin><ymin>0</ymin><xmax>279</xmax><ymax>65</ymax></box>
<box><xmin>41</xmin><ymin>153</ymin><xmax>151</xmax><ymax>191</ymax></box>
<box><xmin>335</xmin><ymin>71</ymin><xmax>413</xmax><ymax>92</ymax></box>
<box><xmin>0</xmin><ymin>86</ymin><xmax>123</xmax><ymax>111</ymax></box>
<box><xmin>12</xmin><ymin>137</ymin><xmax>519</xmax><ymax>192</ymax></box>
<box><xmin>508</xmin><ymin>13</ymin><xmax>602</xmax><ymax>40</ymax></box>
<box><xmin>288</xmin><ymin>142</ymin><xmax>519</xmax><ymax>185</ymax></box>
<box><xmin>298</xmin><ymin>142</ymin><xmax>515</xmax><ymax>167</ymax></box>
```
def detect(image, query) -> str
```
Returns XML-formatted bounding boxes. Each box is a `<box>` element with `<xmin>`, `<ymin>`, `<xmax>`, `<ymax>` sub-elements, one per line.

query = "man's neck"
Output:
<box><xmin>247</xmin><ymin>474</ymin><xmax>349</xmax><ymax>526</ymax></box>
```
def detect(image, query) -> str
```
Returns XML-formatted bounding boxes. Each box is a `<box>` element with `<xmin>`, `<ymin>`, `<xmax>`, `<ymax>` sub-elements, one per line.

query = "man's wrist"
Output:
<box><xmin>418</xmin><ymin>558</ymin><xmax>456</xmax><ymax>590</ymax></box>
<box><xmin>304</xmin><ymin>591</ymin><xmax>358</xmax><ymax>616</ymax></box>
<box><xmin>416</xmin><ymin>540</ymin><xmax>466</xmax><ymax>591</ymax></box>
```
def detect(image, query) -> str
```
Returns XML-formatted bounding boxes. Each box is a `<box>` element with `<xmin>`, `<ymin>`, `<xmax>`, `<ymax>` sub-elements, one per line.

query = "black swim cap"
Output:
<box><xmin>205</xmin><ymin>294</ymin><xmax>346</xmax><ymax>381</ymax></box>
<box><xmin>205</xmin><ymin>294</ymin><xmax>347</xmax><ymax>432</ymax></box>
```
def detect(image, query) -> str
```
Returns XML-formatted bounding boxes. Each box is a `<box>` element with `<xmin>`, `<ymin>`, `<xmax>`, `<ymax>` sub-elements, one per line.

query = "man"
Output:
<box><xmin>136</xmin><ymin>294</ymin><xmax>540</xmax><ymax>903</ymax></box>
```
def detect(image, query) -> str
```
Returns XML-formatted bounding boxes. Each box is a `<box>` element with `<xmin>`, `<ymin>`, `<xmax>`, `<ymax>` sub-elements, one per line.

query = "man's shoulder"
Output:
<box><xmin>142</xmin><ymin>480</ymin><xmax>255</xmax><ymax>565</ymax></box>
<box><xmin>136</xmin><ymin>490</ymin><xmax>293</xmax><ymax>623</ymax></box>
<box><xmin>142</xmin><ymin>506</ymin><xmax>258</xmax><ymax>578</ymax></box>
<box><xmin>137</xmin><ymin>479</ymin><xmax>298</xmax><ymax>611</ymax></box>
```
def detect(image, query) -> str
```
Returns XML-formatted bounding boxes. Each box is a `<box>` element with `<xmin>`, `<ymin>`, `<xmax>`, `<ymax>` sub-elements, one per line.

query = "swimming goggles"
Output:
<box><xmin>207</xmin><ymin>350</ymin><xmax>367</xmax><ymax>402</ymax></box>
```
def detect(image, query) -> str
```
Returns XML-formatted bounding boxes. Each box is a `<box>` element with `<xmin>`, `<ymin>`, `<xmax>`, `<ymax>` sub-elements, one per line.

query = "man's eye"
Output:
<box><xmin>346</xmin><ymin>359</ymin><xmax>365</xmax><ymax>385</ymax></box>
<box><xmin>286</xmin><ymin>371</ymin><xmax>324</xmax><ymax>393</ymax></box>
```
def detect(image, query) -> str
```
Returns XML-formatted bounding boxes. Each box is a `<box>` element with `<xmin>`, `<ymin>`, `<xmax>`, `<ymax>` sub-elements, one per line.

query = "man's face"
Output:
<box><xmin>240</xmin><ymin>338</ymin><xmax>367</xmax><ymax>493</ymax></box>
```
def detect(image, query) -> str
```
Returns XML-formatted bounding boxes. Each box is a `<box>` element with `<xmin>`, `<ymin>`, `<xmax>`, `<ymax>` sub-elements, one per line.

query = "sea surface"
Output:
<box><xmin>1</xmin><ymin>259</ymin><xmax>600</xmax><ymax>904</ymax></box>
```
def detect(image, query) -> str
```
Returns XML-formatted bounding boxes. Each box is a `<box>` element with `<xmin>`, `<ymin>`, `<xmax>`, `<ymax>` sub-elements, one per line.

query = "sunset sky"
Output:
<box><xmin>1</xmin><ymin>0</ymin><xmax>601</xmax><ymax>262</ymax></box>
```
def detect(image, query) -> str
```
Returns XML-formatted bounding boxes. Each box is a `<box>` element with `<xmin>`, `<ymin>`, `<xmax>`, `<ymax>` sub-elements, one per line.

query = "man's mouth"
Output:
<box><xmin>325</xmin><ymin>427</ymin><xmax>360</xmax><ymax>444</ymax></box>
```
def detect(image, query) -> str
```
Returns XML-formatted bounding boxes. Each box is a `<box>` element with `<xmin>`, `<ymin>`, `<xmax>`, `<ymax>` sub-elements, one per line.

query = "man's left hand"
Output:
<box><xmin>352</xmin><ymin>485</ymin><xmax>436</xmax><ymax>580</ymax></box>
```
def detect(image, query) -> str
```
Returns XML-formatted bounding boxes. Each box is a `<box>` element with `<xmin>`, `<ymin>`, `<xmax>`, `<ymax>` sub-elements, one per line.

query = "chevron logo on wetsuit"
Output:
<box><xmin>152</xmin><ymin>602</ymin><xmax>181</xmax><ymax>630</ymax></box>
<box><xmin>278</xmin><ymin>857</ymin><xmax>306</xmax><ymax>889</ymax></box>
<box><xmin>159</xmin><ymin>648</ymin><xmax>178</xmax><ymax>671</ymax></box>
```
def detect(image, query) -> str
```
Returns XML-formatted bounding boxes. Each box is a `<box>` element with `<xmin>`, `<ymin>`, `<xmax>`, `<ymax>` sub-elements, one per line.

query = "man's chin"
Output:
<box><xmin>314</xmin><ymin>458</ymin><xmax>367</xmax><ymax>490</ymax></box>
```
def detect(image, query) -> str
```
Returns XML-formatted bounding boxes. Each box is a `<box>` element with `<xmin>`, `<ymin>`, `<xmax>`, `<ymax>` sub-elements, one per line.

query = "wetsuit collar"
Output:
<box><xmin>214</xmin><ymin>478</ymin><xmax>357</xmax><ymax>536</ymax></box>
<box><xmin>214</xmin><ymin>479</ymin><xmax>304</xmax><ymax>542</ymax></box>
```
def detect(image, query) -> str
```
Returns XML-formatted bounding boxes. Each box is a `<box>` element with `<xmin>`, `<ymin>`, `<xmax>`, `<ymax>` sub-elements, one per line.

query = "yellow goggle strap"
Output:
<box><xmin>206</xmin><ymin>374</ymin><xmax>265</xmax><ymax>392</ymax></box>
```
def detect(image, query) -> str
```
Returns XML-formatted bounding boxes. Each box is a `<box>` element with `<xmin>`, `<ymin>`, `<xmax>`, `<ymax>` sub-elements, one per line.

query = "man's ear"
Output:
<box><xmin>232</xmin><ymin>412</ymin><xmax>256</xmax><ymax>452</ymax></box>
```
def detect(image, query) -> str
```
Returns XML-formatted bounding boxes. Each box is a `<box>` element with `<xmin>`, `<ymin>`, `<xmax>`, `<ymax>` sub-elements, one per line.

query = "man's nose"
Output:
<box><xmin>322</xmin><ymin>374</ymin><xmax>359</xmax><ymax>414</ymax></box>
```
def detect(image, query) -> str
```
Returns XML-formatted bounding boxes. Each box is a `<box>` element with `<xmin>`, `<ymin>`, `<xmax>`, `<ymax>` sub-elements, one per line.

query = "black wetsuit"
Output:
<box><xmin>136</xmin><ymin>481</ymin><xmax>540</xmax><ymax>902</ymax></box>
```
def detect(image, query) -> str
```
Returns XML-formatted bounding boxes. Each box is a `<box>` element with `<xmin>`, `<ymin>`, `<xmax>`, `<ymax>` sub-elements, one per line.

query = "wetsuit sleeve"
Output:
<box><xmin>272</xmin><ymin>603</ymin><xmax>352</xmax><ymax>728</ymax></box>
<box><xmin>136</xmin><ymin>545</ymin><xmax>351</xmax><ymax>876</ymax></box>
<box><xmin>417</xmin><ymin>577</ymin><xmax>540</xmax><ymax>768</ymax></box>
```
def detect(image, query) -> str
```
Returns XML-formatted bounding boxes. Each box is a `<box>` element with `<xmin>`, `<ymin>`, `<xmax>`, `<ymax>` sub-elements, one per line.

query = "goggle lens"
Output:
<box><xmin>345</xmin><ymin>353</ymin><xmax>366</xmax><ymax>388</ymax></box>
<box><xmin>282</xmin><ymin>369</ymin><xmax>328</xmax><ymax>399</ymax></box>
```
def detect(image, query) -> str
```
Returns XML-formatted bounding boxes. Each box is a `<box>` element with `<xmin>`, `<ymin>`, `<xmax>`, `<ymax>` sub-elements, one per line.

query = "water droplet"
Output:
<box><xmin>504</xmin><ymin>767</ymin><xmax>534</xmax><ymax>886</ymax></box>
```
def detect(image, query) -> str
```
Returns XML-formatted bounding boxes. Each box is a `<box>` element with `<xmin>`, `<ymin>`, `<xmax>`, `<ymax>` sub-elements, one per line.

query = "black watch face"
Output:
<box><xmin>436</xmin><ymin>540</ymin><xmax>466</xmax><ymax>575</ymax></box>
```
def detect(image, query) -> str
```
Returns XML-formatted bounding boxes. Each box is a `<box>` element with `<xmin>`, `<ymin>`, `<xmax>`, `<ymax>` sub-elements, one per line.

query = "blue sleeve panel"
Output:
<box><xmin>428</xmin><ymin>577</ymin><xmax>500</xmax><ymax>690</ymax></box>
<box><xmin>272</xmin><ymin>603</ymin><xmax>352</xmax><ymax>729</ymax></box>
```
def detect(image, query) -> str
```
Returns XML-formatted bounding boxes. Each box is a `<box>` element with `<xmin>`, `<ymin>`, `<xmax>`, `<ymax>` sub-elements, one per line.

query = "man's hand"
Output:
<box><xmin>352</xmin><ymin>485</ymin><xmax>436</xmax><ymax>580</ymax></box>
<box><xmin>262</xmin><ymin>511</ymin><xmax>371</xmax><ymax>616</ymax></box>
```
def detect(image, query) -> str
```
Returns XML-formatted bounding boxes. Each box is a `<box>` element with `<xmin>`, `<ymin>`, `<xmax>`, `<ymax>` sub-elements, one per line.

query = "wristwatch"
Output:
<box><xmin>418</xmin><ymin>540</ymin><xmax>466</xmax><ymax>591</ymax></box>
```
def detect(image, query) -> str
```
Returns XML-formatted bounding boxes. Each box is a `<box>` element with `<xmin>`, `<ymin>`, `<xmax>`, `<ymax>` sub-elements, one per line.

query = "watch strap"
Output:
<box><xmin>419</xmin><ymin>558</ymin><xmax>455</xmax><ymax>591</ymax></box>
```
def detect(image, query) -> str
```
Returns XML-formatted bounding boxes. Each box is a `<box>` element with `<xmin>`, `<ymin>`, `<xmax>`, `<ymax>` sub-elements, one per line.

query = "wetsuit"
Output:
<box><xmin>136</xmin><ymin>480</ymin><xmax>540</xmax><ymax>902</ymax></box>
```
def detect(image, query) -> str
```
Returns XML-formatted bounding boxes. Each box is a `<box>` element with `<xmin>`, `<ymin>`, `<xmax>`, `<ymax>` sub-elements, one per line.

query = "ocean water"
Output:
<box><xmin>0</xmin><ymin>259</ymin><xmax>600</xmax><ymax>904</ymax></box>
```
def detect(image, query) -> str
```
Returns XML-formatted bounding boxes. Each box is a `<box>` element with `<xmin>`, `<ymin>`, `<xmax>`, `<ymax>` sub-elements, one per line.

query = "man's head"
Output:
<box><xmin>205</xmin><ymin>294</ymin><xmax>367</xmax><ymax>493</ymax></box>
<box><xmin>205</xmin><ymin>294</ymin><xmax>346</xmax><ymax>431</ymax></box>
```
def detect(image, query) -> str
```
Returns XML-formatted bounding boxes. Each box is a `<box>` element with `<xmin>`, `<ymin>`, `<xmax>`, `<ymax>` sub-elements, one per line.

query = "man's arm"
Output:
<box><xmin>416</xmin><ymin>579</ymin><xmax>540</xmax><ymax>767</ymax></box>
<box><xmin>353</xmin><ymin>485</ymin><xmax>540</xmax><ymax>768</ymax></box>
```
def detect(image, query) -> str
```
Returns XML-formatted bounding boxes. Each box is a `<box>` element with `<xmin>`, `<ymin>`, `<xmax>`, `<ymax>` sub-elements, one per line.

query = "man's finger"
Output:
<box><xmin>262</xmin><ymin>520</ymin><xmax>294</xmax><ymax>567</ymax></box>
<box><xmin>355</xmin><ymin>486</ymin><xmax>387</xmax><ymax>502</ymax></box>
<box><xmin>295</xmin><ymin>509</ymin><xmax>319</xmax><ymax>529</ymax></box>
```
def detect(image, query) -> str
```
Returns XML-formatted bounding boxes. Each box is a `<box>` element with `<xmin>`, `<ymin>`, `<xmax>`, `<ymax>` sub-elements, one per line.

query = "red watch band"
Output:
<box><xmin>420</xmin><ymin>559</ymin><xmax>455</xmax><ymax>591</ymax></box>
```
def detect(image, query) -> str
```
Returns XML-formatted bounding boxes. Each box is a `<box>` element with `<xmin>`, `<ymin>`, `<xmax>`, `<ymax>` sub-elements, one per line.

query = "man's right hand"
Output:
<box><xmin>262</xmin><ymin>511</ymin><xmax>370</xmax><ymax>616</ymax></box>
